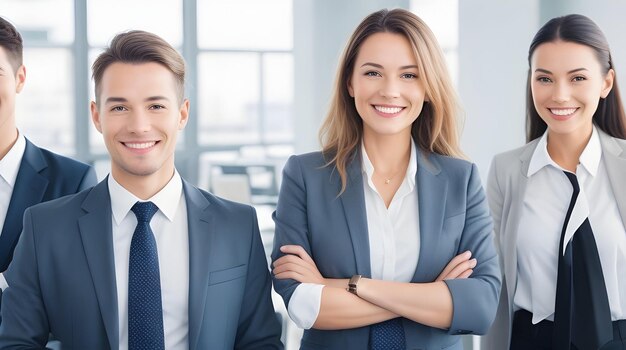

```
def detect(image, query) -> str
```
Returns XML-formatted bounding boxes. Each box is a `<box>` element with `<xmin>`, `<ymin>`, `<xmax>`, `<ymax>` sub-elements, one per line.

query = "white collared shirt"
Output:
<box><xmin>515</xmin><ymin>127</ymin><xmax>626</xmax><ymax>323</ymax></box>
<box><xmin>286</xmin><ymin>140</ymin><xmax>420</xmax><ymax>329</ymax></box>
<box><xmin>108</xmin><ymin>172</ymin><xmax>190</xmax><ymax>350</ymax></box>
<box><xmin>361</xmin><ymin>141</ymin><xmax>420</xmax><ymax>283</ymax></box>
<box><xmin>0</xmin><ymin>132</ymin><xmax>26</xmax><ymax>290</ymax></box>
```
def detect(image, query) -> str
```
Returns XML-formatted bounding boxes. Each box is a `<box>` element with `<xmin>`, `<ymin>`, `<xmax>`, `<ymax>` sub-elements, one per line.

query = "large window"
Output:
<box><xmin>1</xmin><ymin>0</ymin><xmax>294</xmax><ymax>185</ymax></box>
<box><xmin>196</xmin><ymin>0</ymin><xmax>293</xmax><ymax>147</ymax></box>
<box><xmin>2</xmin><ymin>0</ymin><xmax>75</xmax><ymax>154</ymax></box>
<box><xmin>197</xmin><ymin>0</ymin><xmax>292</xmax><ymax>50</ymax></box>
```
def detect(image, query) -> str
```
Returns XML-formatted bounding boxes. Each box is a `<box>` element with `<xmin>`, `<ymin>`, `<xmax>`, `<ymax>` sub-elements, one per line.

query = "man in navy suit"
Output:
<box><xmin>0</xmin><ymin>17</ymin><xmax>97</xmax><ymax>310</ymax></box>
<box><xmin>0</xmin><ymin>30</ymin><xmax>282</xmax><ymax>349</ymax></box>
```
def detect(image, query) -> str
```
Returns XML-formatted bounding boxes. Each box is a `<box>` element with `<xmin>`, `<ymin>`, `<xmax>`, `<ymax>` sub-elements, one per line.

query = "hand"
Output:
<box><xmin>273</xmin><ymin>245</ymin><xmax>326</xmax><ymax>285</ymax></box>
<box><xmin>435</xmin><ymin>251</ymin><xmax>477</xmax><ymax>281</ymax></box>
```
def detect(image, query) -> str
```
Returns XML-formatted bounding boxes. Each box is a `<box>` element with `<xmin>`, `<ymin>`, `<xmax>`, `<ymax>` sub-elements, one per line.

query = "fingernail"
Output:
<box><xmin>471</xmin><ymin>258</ymin><xmax>477</xmax><ymax>267</ymax></box>
<box><xmin>465</xmin><ymin>250</ymin><xmax>472</xmax><ymax>258</ymax></box>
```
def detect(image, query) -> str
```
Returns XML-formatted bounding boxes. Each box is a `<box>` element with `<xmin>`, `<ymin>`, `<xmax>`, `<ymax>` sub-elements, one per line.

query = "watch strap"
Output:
<box><xmin>347</xmin><ymin>274</ymin><xmax>362</xmax><ymax>295</ymax></box>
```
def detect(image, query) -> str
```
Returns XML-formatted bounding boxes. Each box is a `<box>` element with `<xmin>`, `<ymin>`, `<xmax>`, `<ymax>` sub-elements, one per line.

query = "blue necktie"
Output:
<box><xmin>128</xmin><ymin>201</ymin><xmax>165</xmax><ymax>350</ymax></box>
<box><xmin>553</xmin><ymin>172</ymin><xmax>612</xmax><ymax>350</ymax></box>
<box><xmin>369</xmin><ymin>318</ymin><xmax>406</xmax><ymax>350</ymax></box>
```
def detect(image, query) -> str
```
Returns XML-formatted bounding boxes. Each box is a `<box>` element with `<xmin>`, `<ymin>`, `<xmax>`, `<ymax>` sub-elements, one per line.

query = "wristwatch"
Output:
<box><xmin>347</xmin><ymin>274</ymin><xmax>362</xmax><ymax>295</ymax></box>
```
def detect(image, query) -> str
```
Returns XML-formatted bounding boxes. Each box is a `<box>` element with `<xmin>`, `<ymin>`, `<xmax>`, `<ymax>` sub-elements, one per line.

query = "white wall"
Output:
<box><xmin>458</xmin><ymin>0</ymin><xmax>539</xmax><ymax>179</ymax></box>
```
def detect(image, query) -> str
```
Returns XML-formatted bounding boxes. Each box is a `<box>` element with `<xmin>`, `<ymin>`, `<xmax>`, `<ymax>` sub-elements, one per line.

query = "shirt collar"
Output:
<box><xmin>0</xmin><ymin>132</ymin><xmax>26</xmax><ymax>188</ymax></box>
<box><xmin>108</xmin><ymin>170</ymin><xmax>183</xmax><ymax>225</ymax></box>
<box><xmin>361</xmin><ymin>138</ymin><xmax>418</xmax><ymax>189</ymax></box>
<box><xmin>527</xmin><ymin>126</ymin><xmax>601</xmax><ymax>177</ymax></box>
<box><xmin>578</xmin><ymin>126</ymin><xmax>601</xmax><ymax>177</ymax></box>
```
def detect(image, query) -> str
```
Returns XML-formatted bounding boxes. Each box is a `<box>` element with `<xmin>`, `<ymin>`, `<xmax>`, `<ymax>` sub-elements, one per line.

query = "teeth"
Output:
<box><xmin>375</xmin><ymin>105</ymin><xmax>403</xmax><ymax>114</ymax></box>
<box><xmin>125</xmin><ymin>142</ymin><xmax>156</xmax><ymax>149</ymax></box>
<box><xmin>550</xmin><ymin>108</ymin><xmax>577</xmax><ymax>116</ymax></box>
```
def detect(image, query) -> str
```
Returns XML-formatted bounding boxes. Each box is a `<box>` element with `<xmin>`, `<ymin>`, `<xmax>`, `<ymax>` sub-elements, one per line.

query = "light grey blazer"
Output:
<box><xmin>272</xmin><ymin>149</ymin><xmax>501</xmax><ymax>350</ymax></box>
<box><xmin>482</xmin><ymin>129</ymin><xmax>626</xmax><ymax>349</ymax></box>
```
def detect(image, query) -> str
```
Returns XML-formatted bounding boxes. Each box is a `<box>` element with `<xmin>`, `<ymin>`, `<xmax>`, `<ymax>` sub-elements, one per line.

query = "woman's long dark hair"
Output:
<box><xmin>526</xmin><ymin>14</ymin><xmax>626</xmax><ymax>142</ymax></box>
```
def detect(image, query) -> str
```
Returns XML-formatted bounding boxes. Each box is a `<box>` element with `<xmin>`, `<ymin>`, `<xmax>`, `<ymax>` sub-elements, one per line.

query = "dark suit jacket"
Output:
<box><xmin>271</xmin><ymin>149</ymin><xmax>501</xmax><ymax>350</ymax></box>
<box><xmin>0</xmin><ymin>179</ymin><xmax>283</xmax><ymax>350</ymax></box>
<box><xmin>0</xmin><ymin>138</ymin><xmax>97</xmax><ymax>273</ymax></box>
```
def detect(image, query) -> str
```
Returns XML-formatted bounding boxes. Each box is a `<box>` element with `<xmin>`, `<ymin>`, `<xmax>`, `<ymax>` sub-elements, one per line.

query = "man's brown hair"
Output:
<box><xmin>0</xmin><ymin>16</ymin><xmax>23</xmax><ymax>73</ymax></box>
<box><xmin>92</xmin><ymin>30</ymin><xmax>185</xmax><ymax>105</ymax></box>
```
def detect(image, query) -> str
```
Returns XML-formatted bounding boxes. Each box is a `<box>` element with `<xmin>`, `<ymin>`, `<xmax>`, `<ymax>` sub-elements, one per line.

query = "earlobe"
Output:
<box><xmin>601</xmin><ymin>69</ymin><xmax>615</xmax><ymax>98</ymax></box>
<box><xmin>15</xmin><ymin>65</ymin><xmax>26</xmax><ymax>93</ymax></box>
<box><xmin>347</xmin><ymin>79</ymin><xmax>354</xmax><ymax>98</ymax></box>
<box><xmin>90</xmin><ymin>101</ymin><xmax>103</xmax><ymax>133</ymax></box>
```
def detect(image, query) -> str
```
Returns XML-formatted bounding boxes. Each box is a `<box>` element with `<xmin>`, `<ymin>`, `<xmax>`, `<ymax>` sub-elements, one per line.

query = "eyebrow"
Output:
<box><xmin>104</xmin><ymin>96</ymin><xmax>170</xmax><ymax>104</ymax></box>
<box><xmin>360</xmin><ymin>62</ymin><xmax>419</xmax><ymax>70</ymax></box>
<box><xmin>534</xmin><ymin>68</ymin><xmax>588</xmax><ymax>74</ymax></box>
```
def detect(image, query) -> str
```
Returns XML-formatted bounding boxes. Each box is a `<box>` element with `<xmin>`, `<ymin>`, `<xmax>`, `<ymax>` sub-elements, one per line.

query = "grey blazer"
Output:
<box><xmin>272</xmin><ymin>149</ymin><xmax>501</xmax><ymax>350</ymax></box>
<box><xmin>482</xmin><ymin>129</ymin><xmax>626</xmax><ymax>349</ymax></box>
<box><xmin>0</xmin><ymin>179</ymin><xmax>283</xmax><ymax>350</ymax></box>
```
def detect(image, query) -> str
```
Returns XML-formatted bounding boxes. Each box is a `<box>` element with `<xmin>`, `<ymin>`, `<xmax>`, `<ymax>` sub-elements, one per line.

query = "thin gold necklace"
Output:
<box><xmin>377</xmin><ymin>168</ymin><xmax>404</xmax><ymax>185</ymax></box>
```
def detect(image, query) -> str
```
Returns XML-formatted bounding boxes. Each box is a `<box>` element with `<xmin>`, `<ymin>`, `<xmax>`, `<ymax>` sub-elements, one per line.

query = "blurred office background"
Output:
<box><xmin>2</xmin><ymin>0</ymin><xmax>625</xmax><ymax>348</ymax></box>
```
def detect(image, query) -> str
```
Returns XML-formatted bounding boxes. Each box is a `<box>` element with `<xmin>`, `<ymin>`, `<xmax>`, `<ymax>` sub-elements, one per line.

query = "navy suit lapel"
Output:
<box><xmin>412</xmin><ymin>150</ymin><xmax>447</xmax><ymax>282</ymax></box>
<box><xmin>77</xmin><ymin>179</ymin><xmax>119</xmax><ymax>350</ymax></box>
<box><xmin>339</xmin><ymin>154</ymin><xmax>372</xmax><ymax>277</ymax></box>
<box><xmin>183</xmin><ymin>181</ymin><xmax>213</xmax><ymax>350</ymax></box>
<box><xmin>0</xmin><ymin>140</ymin><xmax>48</xmax><ymax>271</ymax></box>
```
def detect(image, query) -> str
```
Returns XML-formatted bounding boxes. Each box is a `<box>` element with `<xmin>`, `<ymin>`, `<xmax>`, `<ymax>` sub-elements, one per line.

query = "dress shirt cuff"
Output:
<box><xmin>287</xmin><ymin>283</ymin><xmax>324</xmax><ymax>329</ymax></box>
<box><xmin>0</xmin><ymin>272</ymin><xmax>8</xmax><ymax>290</ymax></box>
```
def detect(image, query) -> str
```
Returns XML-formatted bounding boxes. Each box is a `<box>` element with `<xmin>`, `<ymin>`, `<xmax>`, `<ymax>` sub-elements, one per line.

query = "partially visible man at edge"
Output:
<box><xmin>0</xmin><ymin>16</ymin><xmax>97</xmax><ymax>317</ymax></box>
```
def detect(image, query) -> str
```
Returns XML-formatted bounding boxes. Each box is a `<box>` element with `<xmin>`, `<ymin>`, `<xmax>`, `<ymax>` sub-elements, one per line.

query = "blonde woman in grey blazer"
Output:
<box><xmin>271</xmin><ymin>8</ymin><xmax>501</xmax><ymax>350</ymax></box>
<box><xmin>485</xmin><ymin>14</ymin><xmax>626</xmax><ymax>350</ymax></box>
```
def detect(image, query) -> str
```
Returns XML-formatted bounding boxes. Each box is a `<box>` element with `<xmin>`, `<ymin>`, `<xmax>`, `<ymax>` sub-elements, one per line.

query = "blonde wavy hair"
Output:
<box><xmin>319</xmin><ymin>8</ymin><xmax>464</xmax><ymax>194</ymax></box>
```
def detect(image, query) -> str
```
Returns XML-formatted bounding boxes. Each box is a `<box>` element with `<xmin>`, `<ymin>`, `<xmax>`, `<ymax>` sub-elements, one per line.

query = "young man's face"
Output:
<box><xmin>0</xmin><ymin>46</ymin><xmax>25</xmax><ymax>136</ymax></box>
<box><xmin>91</xmin><ymin>62</ymin><xmax>189</xmax><ymax>188</ymax></box>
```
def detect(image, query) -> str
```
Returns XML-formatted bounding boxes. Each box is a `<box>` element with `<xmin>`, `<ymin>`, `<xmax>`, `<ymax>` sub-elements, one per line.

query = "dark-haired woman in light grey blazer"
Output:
<box><xmin>485</xmin><ymin>14</ymin><xmax>626</xmax><ymax>350</ymax></box>
<box><xmin>271</xmin><ymin>8</ymin><xmax>501</xmax><ymax>350</ymax></box>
